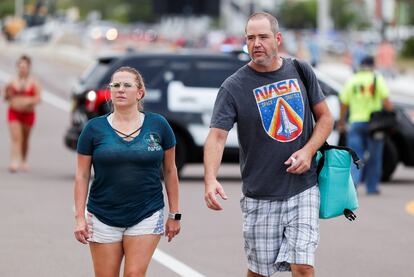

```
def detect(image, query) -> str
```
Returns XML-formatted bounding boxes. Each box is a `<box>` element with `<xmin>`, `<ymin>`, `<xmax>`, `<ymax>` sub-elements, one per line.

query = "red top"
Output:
<box><xmin>9</xmin><ymin>84</ymin><xmax>36</xmax><ymax>97</ymax></box>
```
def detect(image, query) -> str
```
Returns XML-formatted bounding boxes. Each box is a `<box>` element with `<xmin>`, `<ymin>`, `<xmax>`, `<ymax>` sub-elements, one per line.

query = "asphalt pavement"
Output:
<box><xmin>0</xmin><ymin>42</ymin><xmax>414</xmax><ymax>277</ymax></box>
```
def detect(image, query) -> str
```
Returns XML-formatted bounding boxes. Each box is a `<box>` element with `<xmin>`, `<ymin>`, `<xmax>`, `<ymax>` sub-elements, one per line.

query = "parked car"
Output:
<box><xmin>64</xmin><ymin>51</ymin><xmax>414</xmax><ymax>180</ymax></box>
<box><xmin>64</xmin><ymin>50</ymin><xmax>246</xmax><ymax>172</ymax></box>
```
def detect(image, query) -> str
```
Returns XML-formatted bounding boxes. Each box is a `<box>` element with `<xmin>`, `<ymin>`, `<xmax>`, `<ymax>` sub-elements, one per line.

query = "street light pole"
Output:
<box><xmin>15</xmin><ymin>0</ymin><xmax>24</xmax><ymax>18</ymax></box>
<box><xmin>317</xmin><ymin>0</ymin><xmax>331</xmax><ymax>37</ymax></box>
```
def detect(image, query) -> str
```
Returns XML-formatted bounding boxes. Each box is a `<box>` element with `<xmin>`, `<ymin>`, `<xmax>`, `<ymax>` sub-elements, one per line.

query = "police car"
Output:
<box><xmin>64</xmin><ymin>51</ymin><xmax>246</xmax><ymax>172</ymax></box>
<box><xmin>64</xmin><ymin>51</ymin><xmax>414</xmax><ymax>180</ymax></box>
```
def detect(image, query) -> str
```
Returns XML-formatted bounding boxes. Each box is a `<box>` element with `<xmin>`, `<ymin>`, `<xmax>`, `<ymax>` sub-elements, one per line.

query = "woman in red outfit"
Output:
<box><xmin>4</xmin><ymin>55</ymin><xmax>41</xmax><ymax>172</ymax></box>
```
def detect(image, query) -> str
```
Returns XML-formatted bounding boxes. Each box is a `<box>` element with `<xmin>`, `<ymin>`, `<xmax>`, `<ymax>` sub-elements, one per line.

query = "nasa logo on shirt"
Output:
<box><xmin>144</xmin><ymin>132</ymin><xmax>162</xmax><ymax>151</ymax></box>
<box><xmin>253</xmin><ymin>78</ymin><xmax>304</xmax><ymax>142</ymax></box>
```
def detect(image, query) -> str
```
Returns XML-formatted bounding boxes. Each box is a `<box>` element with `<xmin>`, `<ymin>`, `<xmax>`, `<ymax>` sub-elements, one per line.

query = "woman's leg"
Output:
<box><xmin>89</xmin><ymin>242</ymin><xmax>124</xmax><ymax>277</ymax></box>
<box><xmin>8</xmin><ymin>121</ymin><xmax>23</xmax><ymax>172</ymax></box>
<box><xmin>21</xmin><ymin>124</ymin><xmax>33</xmax><ymax>171</ymax></box>
<box><xmin>123</xmin><ymin>235</ymin><xmax>161</xmax><ymax>277</ymax></box>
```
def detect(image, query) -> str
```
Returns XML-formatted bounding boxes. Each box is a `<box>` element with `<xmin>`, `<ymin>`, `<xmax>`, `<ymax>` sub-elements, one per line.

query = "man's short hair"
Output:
<box><xmin>360</xmin><ymin>55</ymin><xmax>375</xmax><ymax>68</ymax></box>
<box><xmin>245</xmin><ymin>12</ymin><xmax>279</xmax><ymax>34</ymax></box>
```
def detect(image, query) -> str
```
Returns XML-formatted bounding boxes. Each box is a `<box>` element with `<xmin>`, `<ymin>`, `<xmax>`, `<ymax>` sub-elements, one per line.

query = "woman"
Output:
<box><xmin>4</xmin><ymin>55</ymin><xmax>41</xmax><ymax>172</ymax></box>
<box><xmin>74</xmin><ymin>66</ymin><xmax>181</xmax><ymax>277</ymax></box>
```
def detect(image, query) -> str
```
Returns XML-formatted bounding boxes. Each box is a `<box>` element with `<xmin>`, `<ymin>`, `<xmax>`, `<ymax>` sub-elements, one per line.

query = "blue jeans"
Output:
<box><xmin>347</xmin><ymin>122</ymin><xmax>384</xmax><ymax>193</ymax></box>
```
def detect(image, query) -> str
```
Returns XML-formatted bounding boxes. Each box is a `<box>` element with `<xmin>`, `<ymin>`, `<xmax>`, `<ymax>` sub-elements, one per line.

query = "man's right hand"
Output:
<box><xmin>204</xmin><ymin>179</ymin><xmax>228</xmax><ymax>210</ymax></box>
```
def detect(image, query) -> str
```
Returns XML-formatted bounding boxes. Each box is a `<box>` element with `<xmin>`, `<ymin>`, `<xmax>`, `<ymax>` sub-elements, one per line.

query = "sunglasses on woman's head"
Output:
<box><xmin>109</xmin><ymin>82</ymin><xmax>137</xmax><ymax>89</ymax></box>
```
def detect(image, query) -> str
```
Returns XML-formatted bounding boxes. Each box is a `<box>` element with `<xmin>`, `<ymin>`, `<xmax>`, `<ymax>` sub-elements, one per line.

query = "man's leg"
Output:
<box><xmin>240</xmin><ymin>195</ymin><xmax>284</xmax><ymax>277</ymax></box>
<box><xmin>347</xmin><ymin>123</ymin><xmax>366</xmax><ymax>185</ymax></box>
<box><xmin>281</xmin><ymin>186</ymin><xmax>319</xmax><ymax>276</ymax></box>
<box><xmin>365</xmin><ymin>135</ymin><xmax>384</xmax><ymax>193</ymax></box>
<box><xmin>291</xmin><ymin>264</ymin><xmax>314</xmax><ymax>277</ymax></box>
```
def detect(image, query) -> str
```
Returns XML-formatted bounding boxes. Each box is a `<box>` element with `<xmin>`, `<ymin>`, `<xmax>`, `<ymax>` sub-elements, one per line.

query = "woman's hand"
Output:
<box><xmin>165</xmin><ymin>219</ymin><xmax>180</xmax><ymax>242</ymax></box>
<box><xmin>74</xmin><ymin>216</ymin><xmax>91</xmax><ymax>244</ymax></box>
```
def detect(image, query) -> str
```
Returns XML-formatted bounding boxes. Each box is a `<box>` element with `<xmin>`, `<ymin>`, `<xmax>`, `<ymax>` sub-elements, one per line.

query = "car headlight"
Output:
<box><xmin>86</xmin><ymin>90</ymin><xmax>97</xmax><ymax>102</ymax></box>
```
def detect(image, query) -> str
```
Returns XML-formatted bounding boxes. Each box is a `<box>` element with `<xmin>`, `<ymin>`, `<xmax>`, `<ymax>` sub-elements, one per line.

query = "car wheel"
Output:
<box><xmin>175</xmin><ymin>132</ymin><xmax>188</xmax><ymax>175</ymax></box>
<box><xmin>381</xmin><ymin>137</ymin><xmax>399</xmax><ymax>182</ymax></box>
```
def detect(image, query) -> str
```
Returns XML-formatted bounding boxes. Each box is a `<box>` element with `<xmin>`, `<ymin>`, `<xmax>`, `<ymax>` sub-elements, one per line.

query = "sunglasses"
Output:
<box><xmin>109</xmin><ymin>82</ymin><xmax>137</xmax><ymax>89</ymax></box>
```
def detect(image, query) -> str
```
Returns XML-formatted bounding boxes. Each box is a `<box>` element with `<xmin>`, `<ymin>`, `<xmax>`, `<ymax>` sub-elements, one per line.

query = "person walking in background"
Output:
<box><xmin>307</xmin><ymin>33</ymin><xmax>320</xmax><ymax>67</ymax></box>
<box><xmin>350</xmin><ymin>40</ymin><xmax>368</xmax><ymax>72</ymax></box>
<box><xmin>4</xmin><ymin>55</ymin><xmax>41</xmax><ymax>172</ymax></box>
<box><xmin>74</xmin><ymin>66</ymin><xmax>181</xmax><ymax>277</ymax></box>
<box><xmin>375</xmin><ymin>39</ymin><xmax>396</xmax><ymax>79</ymax></box>
<box><xmin>338</xmin><ymin>56</ymin><xmax>393</xmax><ymax>195</ymax></box>
<box><xmin>204</xmin><ymin>12</ymin><xmax>333</xmax><ymax>277</ymax></box>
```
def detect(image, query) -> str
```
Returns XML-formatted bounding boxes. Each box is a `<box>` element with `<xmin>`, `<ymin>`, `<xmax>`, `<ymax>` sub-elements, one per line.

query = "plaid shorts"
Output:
<box><xmin>240</xmin><ymin>185</ymin><xmax>320</xmax><ymax>276</ymax></box>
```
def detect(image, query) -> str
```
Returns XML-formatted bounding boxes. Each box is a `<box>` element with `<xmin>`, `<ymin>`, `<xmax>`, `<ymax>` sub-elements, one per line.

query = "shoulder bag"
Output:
<box><xmin>293</xmin><ymin>59</ymin><xmax>361</xmax><ymax>221</ymax></box>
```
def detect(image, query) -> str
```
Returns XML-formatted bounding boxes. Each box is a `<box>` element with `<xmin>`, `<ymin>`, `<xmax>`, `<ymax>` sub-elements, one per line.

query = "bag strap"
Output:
<box><xmin>316</xmin><ymin>142</ymin><xmax>363</xmax><ymax>175</ymax></box>
<box><xmin>293</xmin><ymin>59</ymin><xmax>308</xmax><ymax>93</ymax></box>
<box><xmin>292</xmin><ymin>60</ymin><xmax>363</xmax><ymax>172</ymax></box>
<box><xmin>293</xmin><ymin>58</ymin><xmax>317</xmax><ymax>119</ymax></box>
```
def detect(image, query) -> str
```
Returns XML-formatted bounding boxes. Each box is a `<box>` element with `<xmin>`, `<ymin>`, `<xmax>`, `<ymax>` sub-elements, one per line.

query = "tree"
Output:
<box><xmin>0</xmin><ymin>0</ymin><xmax>15</xmax><ymax>18</ymax></box>
<box><xmin>277</xmin><ymin>0</ymin><xmax>317</xmax><ymax>29</ymax></box>
<box><xmin>330</xmin><ymin>0</ymin><xmax>370</xmax><ymax>30</ymax></box>
<box><xmin>57</xmin><ymin>0</ymin><xmax>155</xmax><ymax>23</ymax></box>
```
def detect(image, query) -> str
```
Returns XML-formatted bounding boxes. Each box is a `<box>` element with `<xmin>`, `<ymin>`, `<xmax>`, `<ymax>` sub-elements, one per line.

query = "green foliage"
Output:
<box><xmin>401</xmin><ymin>37</ymin><xmax>414</xmax><ymax>58</ymax></box>
<box><xmin>126</xmin><ymin>0</ymin><xmax>154</xmax><ymax>22</ymax></box>
<box><xmin>330</xmin><ymin>0</ymin><xmax>370</xmax><ymax>30</ymax></box>
<box><xmin>277</xmin><ymin>0</ymin><xmax>317</xmax><ymax>29</ymax></box>
<box><xmin>0</xmin><ymin>0</ymin><xmax>14</xmax><ymax>18</ymax></box>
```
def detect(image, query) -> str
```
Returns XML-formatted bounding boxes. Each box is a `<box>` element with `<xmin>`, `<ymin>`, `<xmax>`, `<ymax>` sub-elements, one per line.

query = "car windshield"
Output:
<box><xmin>80</xmin><ymin>58</ymin><xmax>114</xmax><ymax>88</ymax></box>
<box><xmin>182</xmin><ymin>60</ymin><xmax>244</xmax><ymax>88</ymax></box>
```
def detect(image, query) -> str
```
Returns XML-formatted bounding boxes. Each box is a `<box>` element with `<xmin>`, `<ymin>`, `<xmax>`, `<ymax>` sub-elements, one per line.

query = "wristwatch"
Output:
<box><xmin>168</xmin><ymin>212</ymin><xmax>182</xmax><ymax>220</ymax></box>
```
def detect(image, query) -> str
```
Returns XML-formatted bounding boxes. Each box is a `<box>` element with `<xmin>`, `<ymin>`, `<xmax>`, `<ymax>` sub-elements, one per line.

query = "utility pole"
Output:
<box><xmin>15</xmin><ymin>0</ymin><xmax>24</xmax><ymax>18</ymax></box>
<box><xmin>317</xmin><ymin>0</ymin><xmax>331</xmax><ymax>37</ymax></box>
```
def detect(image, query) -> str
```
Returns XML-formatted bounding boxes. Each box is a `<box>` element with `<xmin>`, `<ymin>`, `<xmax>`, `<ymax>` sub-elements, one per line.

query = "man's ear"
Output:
<box><xmin>275</xmin><ymin>32</ymin><xmax>282</xmax><ymax>46</ymax></box>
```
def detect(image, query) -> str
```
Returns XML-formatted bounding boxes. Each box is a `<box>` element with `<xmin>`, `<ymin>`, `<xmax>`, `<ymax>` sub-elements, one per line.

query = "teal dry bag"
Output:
<box><xmin>316</xmin><ymin>143</ymin><xmax>362</xmax><ymax>220</ymax></box>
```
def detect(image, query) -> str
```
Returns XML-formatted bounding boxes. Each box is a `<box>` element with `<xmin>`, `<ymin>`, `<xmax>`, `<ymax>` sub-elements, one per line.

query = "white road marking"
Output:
<box><xmin>153</xmin><ymin>249</ymin><xmax>206</xmax><ymax>277</ymax></box>
<box><xmin>0</xmin><ymin>69</ymin><xmax>205</xmax><ymax>277</ymax></box>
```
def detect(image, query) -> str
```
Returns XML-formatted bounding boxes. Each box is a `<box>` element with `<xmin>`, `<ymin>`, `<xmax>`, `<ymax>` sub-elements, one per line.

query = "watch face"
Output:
<box><xmin>169</xmin><ymin>213</ymin><xmax>182</xmax><ymax>220</ymax></box>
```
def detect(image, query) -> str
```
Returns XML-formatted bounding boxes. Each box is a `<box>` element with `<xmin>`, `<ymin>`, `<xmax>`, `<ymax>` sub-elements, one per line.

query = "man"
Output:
<box><xmin>338</xmin><ymin>55</ymin><xmax>393</xmax><ymax>195</ymax></box>
<box><xmin>204</xmin><ymin>12</ymin><xmax>333</xmax><ymax>277</ymax></box>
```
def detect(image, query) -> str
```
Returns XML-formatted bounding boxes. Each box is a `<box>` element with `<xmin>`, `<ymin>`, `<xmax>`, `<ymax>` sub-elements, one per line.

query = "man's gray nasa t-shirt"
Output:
<box><xmin>210</xmin><ymin>58</ymin><xmax>325</xmax><ymax>200</ymax></box>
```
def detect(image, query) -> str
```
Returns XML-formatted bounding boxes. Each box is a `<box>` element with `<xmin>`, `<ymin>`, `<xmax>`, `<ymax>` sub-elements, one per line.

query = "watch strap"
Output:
<box><xmin>168</xmin><ymin>212</ymin><xmax>182</xmax><ymax>220</ymax></box>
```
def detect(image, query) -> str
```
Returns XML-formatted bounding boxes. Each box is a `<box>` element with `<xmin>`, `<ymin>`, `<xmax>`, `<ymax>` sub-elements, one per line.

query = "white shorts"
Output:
<box><xmin>86</xmin><ymin>209</ymin><xmax>164</xmax><ymax>243</ymax></box>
